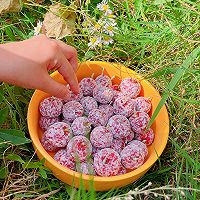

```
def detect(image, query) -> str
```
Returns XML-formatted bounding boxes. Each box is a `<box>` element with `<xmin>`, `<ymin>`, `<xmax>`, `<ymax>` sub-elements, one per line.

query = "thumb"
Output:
<box><xmin>40</xmin><ymin>75</ymin><xmax>71</xmax><ymax>100</ymax></box>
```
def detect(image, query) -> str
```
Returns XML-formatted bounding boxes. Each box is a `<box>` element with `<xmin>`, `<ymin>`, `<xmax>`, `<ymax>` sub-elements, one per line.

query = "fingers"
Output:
<box><xmin>54</xmin><ymin>40</ymin><xmax>78</xmax><ymax>71</ymax></box>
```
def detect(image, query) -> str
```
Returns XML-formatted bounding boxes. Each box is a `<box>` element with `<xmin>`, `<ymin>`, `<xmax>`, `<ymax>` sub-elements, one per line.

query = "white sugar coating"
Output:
<box><xmin>107</xmin><ymin>115</ymin><xmax>131</xmax><ymax>138</ymax></box>
<box><xmin>39</xmin><ymin>116</ymin><xmax>60</xmax><ymax>130</ymax></box>
<box><xmin>94</xmin><ymin>148</ymin><xmax>121</xmax><ymax>177</ymax></box>
<box><xmin>80</xmin><ymin>96</ymin><xmax>98</xmax><ymax>115</ymax></box>
<box><xmin>120</xmin><ymin>78</ymin><xmax>141</xmax><ymax>98</ymax></box>
<box><xmin>123</xmin><ymin>129</ymin><xmax>135</xmax><ymax>143</ymax></box>
<box><xmin>113</xmin><ymin>96</ymin><xmax>135</xmax><ymax>117</ymax></box>
<box><xmin>111</xmin><ymin>90</ymin><xmax>124</xmax><ymax>103</ymax></box>
<box><xmin>134</xmin><ymin>97</ymin><xmax>152</xmax><ymax>113</ymax></box>
<box><xmin>120</xmin><ymin>143</ymin><xmax>145</xmax><ymax>169</ymax></box>
<box><xmin>54</xmin><ymin>149</ymin><xmax>75</xmax><ymax>170</ymax></box>
<box><xmin>129</xmin><ymin>111</ymin><xmax>150</xmax><ymax>133</ymax></box>
<box><xmin>99</xmin><ymin>104</ymin><xmax>114</xmax><ymax>119</ymax></box>
<box><xmin>76</xmin><ymin>160</ymin><xmax>95</xmax><ymax>175</ymax></box>
<box><xmin>128</xmin><ymin>140</ymin><xmax>148</xmax><ymax>158</ymax></box>
<box><xmin>79</xmin><ymin>78</ymin><xmax>96</xmax><ymax>96</ymax></box>
<box><xmin>67</xmin><ymin>135</ymin><xmax>92</xmax><ymax>162</ymax></box>
<box><xmin>110</xmin><ymin>138</ymin><xmax>126</xmax><ymax>153</ymax></box>
<box><xmin>88</xmin><ymin>109</ymin><xmax>108</xmax><ymax>127</ymax></box>
<box><xmin>117</xmin><ymin>165</ymin><xmax>127</xmax><ymax>175</ymax></box>
<box><xmin>93</xmin><ymin>86</ymin><xmax>114</xmax><ymax>104</ymax></box>
<box><xmin>41</xmin><ymin>122</ymin><xmax>72</xmax><ymax>152</ymax></box>
<box><xmin>64</xmin><ymin>90</ymin><xmax>83</xmax><ymax>103</ymax></box>
<box><xmin>39</xmin><ymin>96</ymin><xmax>63</xmax><ymax>117</ymax></box>
<box><xmin>62</xmin><ymin>101</ymin><xmax>84</xmax><ymax>122</ymax></box>
<box><xmin>90</xmin><ymin>126</ymin><xmax>113</xmax><ymax>148</ymax></box>
<box><xmin>95</xmin><ymin>74</ymin><xmax>112</xmax><ymax>87</ymax></box>
<box><xmin>134</xmin><ymin>128</ymin><xmax>155</xmax><ymax>146</ymax></box>
<box><xmin>71</xmin><ymin>117</ymin><xmax>91</xmax><ymax>136</ymax></box>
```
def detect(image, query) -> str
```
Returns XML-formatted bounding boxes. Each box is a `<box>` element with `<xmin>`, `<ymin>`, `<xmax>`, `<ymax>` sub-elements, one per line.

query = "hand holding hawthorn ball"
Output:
<box><xmin>0</xmin><ymin>34</ymin><xmax>79</xmax><ymax>100</ymax></box>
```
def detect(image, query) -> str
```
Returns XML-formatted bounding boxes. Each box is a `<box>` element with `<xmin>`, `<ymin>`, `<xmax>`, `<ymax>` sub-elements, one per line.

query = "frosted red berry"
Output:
<box><xmin>113</xmin><ymin>96</ymin><xmax>135</xmax><ymax>117</ymax></box>
<box><xmin>123</xmin><ymin>129</ymin><xmax>135</xmax><ymax>143</ymax></box>
<box><xmin>88</xmin><ymin>109</ymin><xmax>108</xmax><ymax>127</ymax></box>
<box><xmin>71</xmin><ymin>117</ymin><xmax>91</xmax><ymax>136</ymax></box>
<box><xmin>129</xmin><ymin>111</ymin><xmax>150</xmax><ymax>133</ymax></box>
<box><xmin>93</xmin><ymin>86</ymin><xmax>114</xmax><ymax>104</ymax></box>
<box><xmin>62</xmin><ymin>101</ymin><xmax>84</xmax><ymax>122</ymax></box>
<box><xmin>54</xmin><ymin>149</ymin><xmax>75</xmax><ymax>170</ymax></box>
<box><xmin>80</xmin><ymin>96</ymin><xmax>98</xmax><ymax>115</ymax></box>
<box><xmin>120</xmin><ymin>78</ymin><xmax>141</xmax><ymax>98</ymax></box>
<box><xmin>90</xmin><ymin>126</ymin><xmax>113</xmax><ymax>148</ymax></box>
<box><xmin>128</xmin><ymin>140</ymin><xmax>148</xmax><ymax>158</ymax></box>
<box><xmin>120</xmin><ymin>143</ymin><xmax>145</xmax><ymax>169</ymax></box>
<box><xmin>39</xmin><ymin>116</ymin><xmax>60</xmax><ymax>130</ymax></box>
<box><xmin>94</xmin><ymin>148</ymin><xmax>121</xmax><ymax>177</ymax></box>
<box><xmin>39</xmin><ymin>96</ymin><xmax>63</xmax><ymax>117</ymax></box>
<box><xmin>107</xmin><ymin>115</ymin><xmax>131</xmax><ymax>138</ymax></box>
<box><xmin>79</xmin><ymin>78</ymin><xmax>96</xmax><ymax>96</ymax></box>
<box><xmin>95</xmin><ymin>74</ymin><xmax>112</xmax><ymax>87</ymax></box>
<box><xmin>134</xmin><ymin>97</ymin><xmax>151</xmax><ymax>113</ymax></box>
<box><xmin>110</xmin><ymin>138</ymin><xmax>126</xmax><ymax>153</ymax></box>
<box><xmin>41</xmin><ymin>122</ymin><xmax>72</xmax><ymax>152</ymax></box>
<box><xmin>135</xmin><ymin>128</ymin><xmax>154</xmax><ymax>146</ymax></box>
<box><xmin>67</xmin><ymin>136</ymin><xmax>92</xmax><ymax>162</ymax></box>
<box><xmin>117</xmin><ymin>165</ymin><xmax>127</xmax><ymax>175</ymax></box>
<box><xmin>99</xmin><ymin>104</ymin><xmax>114</xmax><ymax>119</ymax></box>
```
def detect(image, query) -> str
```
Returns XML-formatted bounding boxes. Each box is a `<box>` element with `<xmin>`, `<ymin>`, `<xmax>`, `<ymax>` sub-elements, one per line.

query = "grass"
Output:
<box><xmin>0</xmin><ymin>0</ymin><xmax>199</xmax><ymax>199</ymax></box>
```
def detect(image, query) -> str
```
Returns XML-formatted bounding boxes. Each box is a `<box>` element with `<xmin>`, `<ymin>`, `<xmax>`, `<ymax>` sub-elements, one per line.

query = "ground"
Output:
<box><xmin>0</xmin><ymin>0</ymin><xmax>199</xmax><ymax>199</ymax></box>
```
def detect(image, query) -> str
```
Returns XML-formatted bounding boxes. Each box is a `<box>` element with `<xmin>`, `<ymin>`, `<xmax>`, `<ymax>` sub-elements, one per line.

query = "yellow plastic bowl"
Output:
<box><xmin>27</xmin><ymin>61</ymin><xmax>169</xmax><ymax>191</ymax></box>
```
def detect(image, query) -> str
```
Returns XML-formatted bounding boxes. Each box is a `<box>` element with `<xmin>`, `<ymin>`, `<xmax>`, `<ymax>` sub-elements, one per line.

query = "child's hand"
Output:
<box><xmin>0</xmin><ymin>34</ymin><xmax>79</xmax><ymax>100</ymax></box>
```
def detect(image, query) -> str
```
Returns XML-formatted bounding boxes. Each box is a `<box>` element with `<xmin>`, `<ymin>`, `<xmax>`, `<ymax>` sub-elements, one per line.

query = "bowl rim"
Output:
<box><xmin>28</xmin><ymin>61</ymin><xmax>170</xmax><ymax>182</ymax></box>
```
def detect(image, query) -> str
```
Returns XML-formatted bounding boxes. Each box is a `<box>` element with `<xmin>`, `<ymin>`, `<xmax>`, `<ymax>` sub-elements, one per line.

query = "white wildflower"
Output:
<box><xmin>34</xmin><ymin>21</ymin><xmax>43</xmax><ymax>36</ymax></box>
<box><xmin>103</xmin><ymin>23</ymin><xmax>118</xmax><ymax>36</ymax></box>
<box><xmin>102</xmin><ymin>36</ymin><xmax>113</xmax><ymax>45</ymax></box>
<box><xmin>97</xmin><ymin>0</ymin><xmax>112</xmax><ymax>15</ymax></box>
<box><xmin>88</xmin><ymin>36</ymin><xmax>102</xmax><ymax>48</ymax></box>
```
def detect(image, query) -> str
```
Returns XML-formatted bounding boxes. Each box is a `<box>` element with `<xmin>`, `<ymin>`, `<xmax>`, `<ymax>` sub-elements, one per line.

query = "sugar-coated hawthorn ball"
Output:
<box><xmin>120</xmin><ymin>78</ymin><xmax>141</xmax><ymax>98</ymax></box>
<box><xmin>128</xmin><ymin>140</ymin><xmax>148</xmax><ymax>158</ymax></box>
<box><xmin>76</xmin><ymin>160</ymin><xmax>95</xmax><ymax>175</ymax></box>
<box><xmin>113</xmin><ymin>96</ymin><xmax>135</xmax><ymax>117</ymax></box>
<box><xmin>110</xmin><ymin>138</ymin><xmax>126</xmax><ymax>153</ymax></box>
<box><xmin>123</xmin><ymin>129</ymin><xmax>135</xmax><ymax>143</ymax></box>
<box><xmin>80</xmin><ymin>96</ymin><xmax>98</xmax><ymax>115</ymax></box>
<box><xmin>39</xmin><ymin>116</ymin><xmax>60</xmax><ymax>130</ymax></box>
<box><xmin>117</xmin><ymin>165</ymin><xmax>127</xmax><ymax>175</ymax></box>
<box><xmin>99</xmin><ymin>104</ymin><xmax>114</xmax><ymax>119</ymax></box>
<box><xmin>71</xmin><ymin>117</ymin><xmax>91</xmax><ymax>136</ymax></box>
<box><xmin>111</xmin><ymin>90</ymin><xmax>124</xmax><ymax>103</ymax></box>
<box><xmin>134</xmin><ymin>97</ymin><xmax>151</xmax><ymax>113</ymax></box>
<box><xmin>94</xmin><ymin>148</ymin><xmax>121</xmax><ymax>177</ymax></box>
<box><xmin>41</xmin><ymin>122</ymin><xmax>72</xmax><ymax>152</ymax></box>
<box><xmin>67</xmin><ymin>136</ymin><xmax>92</xmax><ymax>162</ymax></box>
<box><xmin>120</xmin><ymin>143</ymin><xmax>145</xmax><ymax>169</ymax></box>
<box><xmin>135</xmin><ymin>128</ymin><xmax>154</xmax><ymax>146</ymax></box>
<box><xmin>39</xmin><ymin>96</ymin><xmax>63</xmax><ymax>117</ymax></box>
<box><xmin>90</xmin><ymin>126</ymin><xmax>113</xmax><ymax>148</ymax></box>
<box><xmin>62</xmin><ymin>101</ymin><xmax>84</xmax><ymax>122</ymax></box>
<box><xmin>107</xmin><ymin>115</ymin><xmax>131</xmax><ymax>138</ymax></box>
<box><xmin>129</xmin><ymin>111</ymin><xmax>150</xmax><ymax>134</ymax></box>
<box><xmin>79</xmin><ymin>78</ymin><xmax>96</xmax><ymax>96</ymax></box>
<box><xmin>93</xmin><ymin>86</ymin><xmax>114</xmax><ymax>104</ymax></box>
<box><xmin>54</xmin><ymin>149</ymin><xmax>75</xmax><ymax>170</ymax></box>
<box><xmin>64</xmin><ymin>90</ymin><xmax>83</xmax><ymax>103</ymax></box>
<box><xmin>88</xmin><ymin>109</ymin><xmax>108</xmax><ymax>127</ymax></box>
<box><xmin>95</xmin><ymin>74</ymin><xmax>112</xmax><ymax>87</ymax></box>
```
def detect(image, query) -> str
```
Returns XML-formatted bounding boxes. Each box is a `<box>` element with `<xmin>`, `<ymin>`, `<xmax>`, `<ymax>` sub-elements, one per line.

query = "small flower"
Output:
<box><xmin>103</xmin><ymin>23</ymin><xmax>118</xmax><ymax>36</ymax></box>
<box><xmin>34</xmin><ymin>21</ymin><xmax>43</xmax><ymax>36</ymax></box>
<box><xmin>88</xmin><ymin>36</ymin><xmax>102</xmax><ymax>48</ymax></box>
<box><xmin>97</xmin><ymin>0</ymin><xmax>112</xmax><ymax>15</ymax></box>
<box><xmin>102</xmin><ymin>36</ymin><xmax>113</xmax><ymax>45</ymax></box>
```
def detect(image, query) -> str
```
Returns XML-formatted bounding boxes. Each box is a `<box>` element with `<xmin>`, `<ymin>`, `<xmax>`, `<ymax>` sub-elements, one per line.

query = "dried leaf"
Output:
<box><xmin>43</xmin><ymin>3</ymin><xmax>76</xmax><ymax>39</ymax></box>
<box><xmin>0</xmin><ymin>0</ymin><xmax>22</xmax><ymax>14</ymax></box>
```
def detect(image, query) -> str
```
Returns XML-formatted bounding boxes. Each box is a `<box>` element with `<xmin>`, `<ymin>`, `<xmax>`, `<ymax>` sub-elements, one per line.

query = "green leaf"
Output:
<box><xmin>5</xmin><ymin>26</ymin><xmax>16</xmax><ymax>41</ymax></box>
<box><xmin>0</xmin><ymin>166</ymin><xmax>8</xmax><ymax>179</ymax></box>
<box><xmin>0</xmin><ymin>108</ymin><xmax>9</xmax><ymax>127</ymax></box>
<box><xmin>0</xmin><ymin>90</ymin><xmax>3</xmax><ymax>103</ymax></box>
<box><xmin>22</xmin><ymin>159</ymin><xmax>45</xmax><ymax>169</ymax></box>
<box><xmin>7</xmin><ymin>153</ymin><xmax>25</xmax><ymax>164</ymax></box>
<box><xmin>39</xmin><ymin>168</ymin><xmax>47</xmax><ymax>179</ymax></box>
<box><xmin>0</xmin><ymin>129</ymin><xmax>31</xmax><ymax>145</ymax></box>
<box><xmin>148</xmin><ymin>46</ymin><xmax>200</xmax><ymax>129</ymax></box>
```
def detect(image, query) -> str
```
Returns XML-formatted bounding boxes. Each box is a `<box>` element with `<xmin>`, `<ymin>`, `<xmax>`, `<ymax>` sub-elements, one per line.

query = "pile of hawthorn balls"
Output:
<box><xmin>39</xmin><ymin>74</ymin><xmax>154</xmax><ymax>177</ymax></box>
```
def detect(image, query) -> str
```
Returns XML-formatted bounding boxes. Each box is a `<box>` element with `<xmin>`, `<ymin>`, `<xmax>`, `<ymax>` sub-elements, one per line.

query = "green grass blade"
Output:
<box><xmin>148</xmin><ymin>46</ymin><xmax>200</xmax><ymax>129</ymax></box>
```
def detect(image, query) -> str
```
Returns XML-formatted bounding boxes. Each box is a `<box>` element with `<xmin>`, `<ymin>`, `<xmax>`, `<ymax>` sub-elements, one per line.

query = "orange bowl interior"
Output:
<box><xmin>27</xmin><ymin>61</ymin><xmax>169</xmax><ymax>191</ymax></box>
